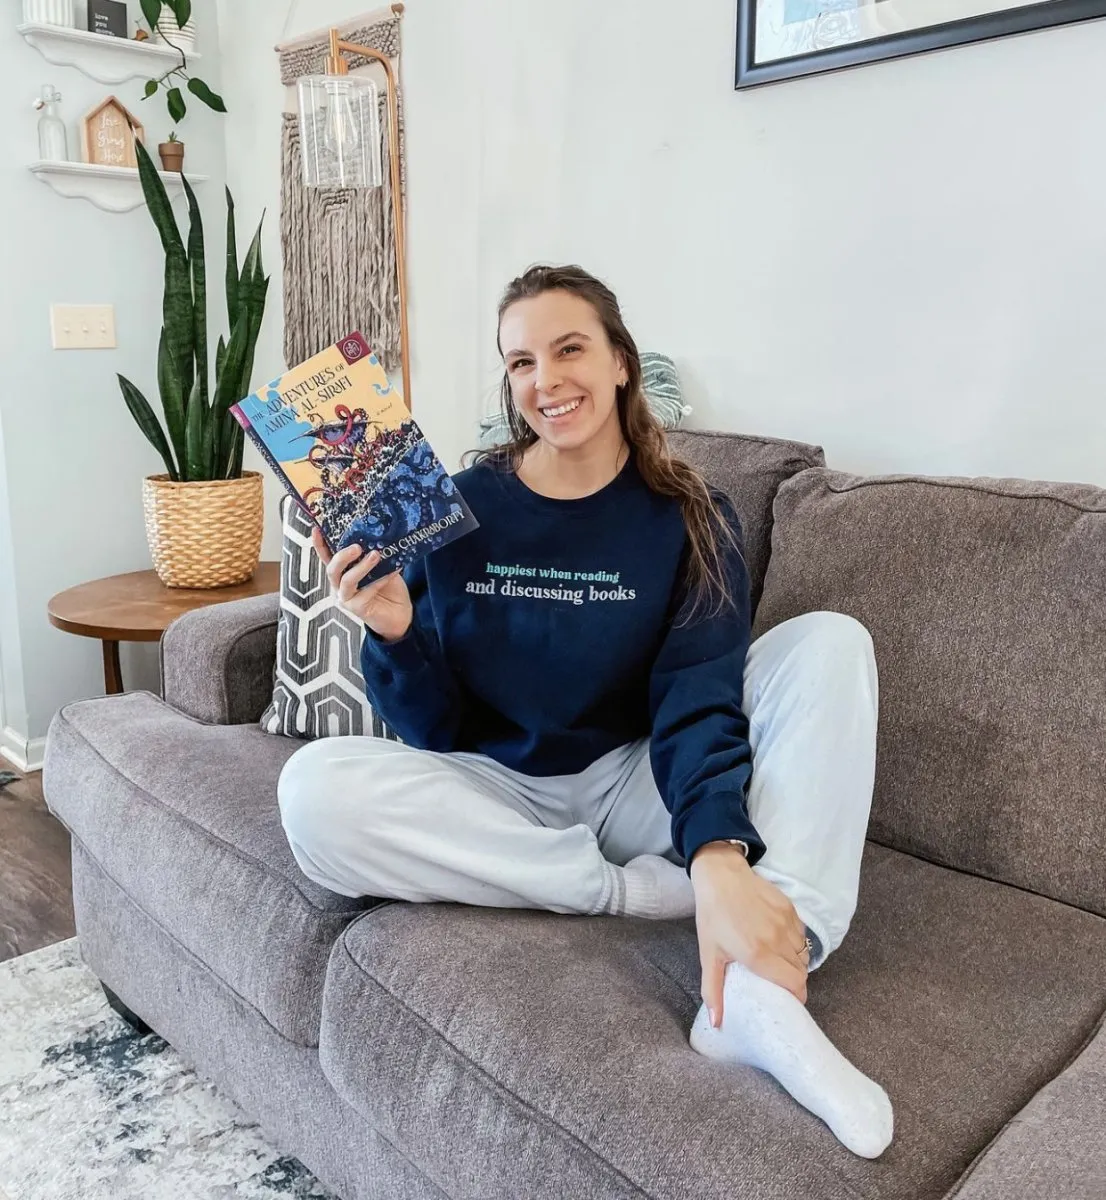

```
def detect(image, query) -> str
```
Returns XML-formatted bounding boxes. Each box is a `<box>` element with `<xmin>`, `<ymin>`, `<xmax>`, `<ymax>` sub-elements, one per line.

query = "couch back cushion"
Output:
<box><xmin>754</xmin><ymin>468</ymin><xmax>1106</xmax><ymax>916</ymax></box>
<box><xmin>666</xmin><ymin>429</ymin><xmax>825</xmax><ymax>613</ymax></box>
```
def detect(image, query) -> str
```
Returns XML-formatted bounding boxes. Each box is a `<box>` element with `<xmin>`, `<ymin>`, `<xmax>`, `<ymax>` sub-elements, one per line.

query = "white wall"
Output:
<box><xmin>0</xmin><ymin>0</ymin><xmax>229</xmax><ymax>766</ymax></box>
<box><xmin>220</xmin><ymin>0</ymin><xmax>1106</xmax><ymax>488</ymax></box>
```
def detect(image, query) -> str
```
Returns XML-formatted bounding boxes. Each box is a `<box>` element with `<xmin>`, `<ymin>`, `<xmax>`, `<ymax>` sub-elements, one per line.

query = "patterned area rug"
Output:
<box><xmin>0</xmin><ymin>939</ymin><xmax>337</xmax><ymax>1199</ymax></box>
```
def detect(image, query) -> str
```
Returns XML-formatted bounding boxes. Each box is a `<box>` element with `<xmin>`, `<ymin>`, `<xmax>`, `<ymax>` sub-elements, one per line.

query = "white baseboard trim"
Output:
<box><xmin>0</xmin><ymin>726</ymin><xmax>46</xmax><ymax>773</ymax></box>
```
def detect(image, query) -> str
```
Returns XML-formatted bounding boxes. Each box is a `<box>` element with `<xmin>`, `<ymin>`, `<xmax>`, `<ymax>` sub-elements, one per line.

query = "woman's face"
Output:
<box><xmin>499</xmin><ymin>289</ymin><xmax>625</xmax><ymax>453</ymax></box>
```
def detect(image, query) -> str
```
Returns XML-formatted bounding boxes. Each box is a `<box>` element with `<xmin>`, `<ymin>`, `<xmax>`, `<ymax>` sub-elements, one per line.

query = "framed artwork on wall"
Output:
<box><xmin>736</xmin><ymin>0</ymin><xmax>1106</xmax><ymax>88</ymax></box>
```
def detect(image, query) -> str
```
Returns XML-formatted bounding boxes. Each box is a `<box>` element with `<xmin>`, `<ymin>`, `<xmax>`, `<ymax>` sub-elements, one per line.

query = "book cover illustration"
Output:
<box><xmin>231</xmin><ymin>332</ymin><xmax>478</xmax><ymax>587</ymax></box>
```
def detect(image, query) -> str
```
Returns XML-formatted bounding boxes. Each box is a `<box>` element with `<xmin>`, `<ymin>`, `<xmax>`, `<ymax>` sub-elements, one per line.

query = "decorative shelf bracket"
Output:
<box><xmin>17</xmin><ymin>22</ymin><xmax>200</xmax><ymax>85</ymax></box>
<box><xmin>29</xmin><ymin>160</ymin><xmax>208</xmax><ymax>213</ymax></box>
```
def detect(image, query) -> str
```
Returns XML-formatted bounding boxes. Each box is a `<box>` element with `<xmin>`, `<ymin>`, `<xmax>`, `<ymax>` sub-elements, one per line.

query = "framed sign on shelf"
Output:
<box><xmin>87</xmin><ymin>0</ymin><xmax>129</xmax><ymax>38</ymax></box>
<box><xmin>736</xmin><ymin>0</ymin><xmax>1106</xmax><ymax>88</ymax></box>
<box><xmin>81</xmin><ymin>95</ymin><xmax>144</xmax><ymax>168</ymax></box>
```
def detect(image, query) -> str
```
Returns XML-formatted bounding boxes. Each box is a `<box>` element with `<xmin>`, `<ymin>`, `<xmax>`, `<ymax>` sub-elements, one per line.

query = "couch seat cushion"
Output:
<box><xmin>950</xmin><ymin>1013</ymin><xmax>1106</xmax><ymax>1200</ymax></box>
<box><xmin>43</xmin><ymin>691</ymin><xmax>376</xmax><ymax>1047</ymax></box>
<box><xmin>317</xmin><ymin>843</ymin><xmax>1106</xmax><ymax>1200</ymax></box>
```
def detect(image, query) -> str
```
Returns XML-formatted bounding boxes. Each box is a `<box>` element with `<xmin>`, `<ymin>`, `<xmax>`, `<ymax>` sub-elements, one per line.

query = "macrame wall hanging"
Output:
<box><xmin>277</xmin><ymin>8</ymin><xmax>406</xmax><ymax>371</ymax></box>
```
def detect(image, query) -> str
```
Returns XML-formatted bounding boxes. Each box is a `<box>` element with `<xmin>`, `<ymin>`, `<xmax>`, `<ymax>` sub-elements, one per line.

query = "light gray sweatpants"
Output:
<box><xmin>278</xmin><ymin>611</ymin><xmax>878</xmax><ymax>970</ymax></box>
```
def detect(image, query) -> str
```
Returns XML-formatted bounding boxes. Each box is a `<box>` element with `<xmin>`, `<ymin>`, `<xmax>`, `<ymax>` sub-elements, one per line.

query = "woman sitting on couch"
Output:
<box><xmin>278</xmin><ymin>263</ymin><xmax>893</xmax><ymax>1159</ymax></box>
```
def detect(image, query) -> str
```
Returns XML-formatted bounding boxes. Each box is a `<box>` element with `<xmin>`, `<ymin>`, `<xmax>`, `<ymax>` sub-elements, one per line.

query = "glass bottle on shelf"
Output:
<box><xmin>33</xmin><ymin>84</ymin><xmax>68</xmax><ymax>162</ymax></box>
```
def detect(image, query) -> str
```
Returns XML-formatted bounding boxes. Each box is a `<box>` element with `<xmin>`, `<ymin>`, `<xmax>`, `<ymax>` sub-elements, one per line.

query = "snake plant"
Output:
<box><xmin>119</xmin><ymin>136</ymin><xmax>269</xmax><ymax>482</ymax></box>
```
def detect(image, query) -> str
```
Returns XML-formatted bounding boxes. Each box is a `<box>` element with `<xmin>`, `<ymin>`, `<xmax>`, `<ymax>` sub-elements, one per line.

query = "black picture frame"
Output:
<box><xmin>736</xmin><ymin>0</ymin><xmax>1106</xmax><ymax>88</ymax></box>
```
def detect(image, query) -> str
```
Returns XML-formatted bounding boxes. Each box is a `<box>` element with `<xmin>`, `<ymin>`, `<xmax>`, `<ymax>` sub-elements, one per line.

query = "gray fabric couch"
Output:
<box><xmin>42</xmin><ymin>429</ymin><xmax>1106</xmax><ymax>1200</ymax></box>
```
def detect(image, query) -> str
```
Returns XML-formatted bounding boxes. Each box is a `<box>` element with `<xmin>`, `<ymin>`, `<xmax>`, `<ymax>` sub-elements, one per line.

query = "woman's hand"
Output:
<box><xmin>312</xmin><ymin>527</ymin><xmax>413</xmax><ymax>643</ymax></box>
<box><xmin>690</xmin><ymin>842</ymin><xmax>809</xmax><ymax>1027</ymax></box>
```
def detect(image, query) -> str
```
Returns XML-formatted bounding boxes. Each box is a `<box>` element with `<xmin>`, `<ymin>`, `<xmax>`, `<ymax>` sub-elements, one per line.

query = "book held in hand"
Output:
<box><xmin>231</xmin><ymin>332</ymin><xmax>478</xmax><ymax>587</ymax></box>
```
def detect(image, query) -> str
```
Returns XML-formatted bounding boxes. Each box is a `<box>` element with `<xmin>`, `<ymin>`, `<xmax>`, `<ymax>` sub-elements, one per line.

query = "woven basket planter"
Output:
<box><xmin>143</xmin><ymin>472</ymin><xmax>263</xmax><ymax>589</ymax></box>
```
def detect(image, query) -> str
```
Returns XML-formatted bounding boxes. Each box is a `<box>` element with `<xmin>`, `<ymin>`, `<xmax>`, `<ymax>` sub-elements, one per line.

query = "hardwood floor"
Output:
<box><xmin>0</xmin><ymin>767</ymin><xmax>75</xmax><ymax>964</ymax></box>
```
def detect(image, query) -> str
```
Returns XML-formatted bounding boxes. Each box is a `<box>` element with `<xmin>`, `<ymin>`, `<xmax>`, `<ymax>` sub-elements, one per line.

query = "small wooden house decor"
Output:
<box><xmin>81</xmin><ymin>96</ymin><xmax>144</xmax><ymax>169</ymax></box>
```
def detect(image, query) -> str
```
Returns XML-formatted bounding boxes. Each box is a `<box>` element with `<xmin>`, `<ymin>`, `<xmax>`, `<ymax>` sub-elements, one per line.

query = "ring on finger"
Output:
<box><xmin>797</xmin><ymin>936</ymin><xmax>813</xmax><ymax>960</ymax></box>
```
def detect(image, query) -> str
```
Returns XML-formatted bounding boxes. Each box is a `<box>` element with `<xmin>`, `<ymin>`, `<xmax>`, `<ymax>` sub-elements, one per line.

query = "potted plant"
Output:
<box><xmin>118</xmin><ymin>136</ymin><xmax>270</xmax><ymax>589</ymax></box>
<box><xmin>138</xmin><ymin>1</ymin><xmax>224</xmax><ymax>128</ymax></box>
<box><xmin>152</xmin><ymin>5</ymin><xmax>195</xmax><ymax>51</ymax></box>
<box><xmin>158</xmin><ymin>130</ymin><xmax>184</xmax><ymax>172</ymax></box>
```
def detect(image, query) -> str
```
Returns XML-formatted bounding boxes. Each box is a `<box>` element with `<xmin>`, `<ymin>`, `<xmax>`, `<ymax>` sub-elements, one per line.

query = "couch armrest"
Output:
<box><xmin>159</xmin><ymin>592</ymin><xmax>280</xmax><ymax>725</ymax></box>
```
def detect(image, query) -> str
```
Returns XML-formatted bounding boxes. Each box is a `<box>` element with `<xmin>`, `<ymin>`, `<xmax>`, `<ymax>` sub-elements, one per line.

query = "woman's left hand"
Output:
<box><xmin>690</xmin><ymin>842</ymin><xmax>809</xmax><ymax>1027</ymax></box>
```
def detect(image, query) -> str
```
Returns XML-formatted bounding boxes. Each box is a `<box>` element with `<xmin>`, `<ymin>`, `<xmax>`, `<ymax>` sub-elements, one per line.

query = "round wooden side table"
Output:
<box><xmin>47</xmin><ymin>563</ymin><xmax>281</xmax><ymax>695</ymax></box>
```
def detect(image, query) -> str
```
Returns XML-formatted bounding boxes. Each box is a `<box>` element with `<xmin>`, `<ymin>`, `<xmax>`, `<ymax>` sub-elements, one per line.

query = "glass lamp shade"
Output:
<box><xmin>297</xmin><ymin>73</ymin><xmax>382</xmax><ymax>189</ymax></box>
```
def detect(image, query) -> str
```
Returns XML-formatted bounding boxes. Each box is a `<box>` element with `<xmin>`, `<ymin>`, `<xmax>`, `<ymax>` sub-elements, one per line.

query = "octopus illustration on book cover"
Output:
<box><xmin>231</xmin><ymin>332</ymin><xmax>478</xmax><ymax>586</ymax></box>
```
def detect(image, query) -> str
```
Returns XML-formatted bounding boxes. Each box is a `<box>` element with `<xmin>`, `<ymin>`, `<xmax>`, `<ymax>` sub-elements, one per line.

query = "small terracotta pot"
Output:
<box><xmin>158</xmin><ymin>141</ymin><xmax>185</xmax><ymax>173</ymax></box>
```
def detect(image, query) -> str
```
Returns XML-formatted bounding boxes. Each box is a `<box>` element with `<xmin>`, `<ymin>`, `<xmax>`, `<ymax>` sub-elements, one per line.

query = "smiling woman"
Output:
<box><xmin>278</xmin><ymin>263</ymin><xmax>891</xmax><ymax>1157</ymax></box>
<box><xmin>475</xmin><ymin>264</ymin><xmax>739</xmax><ymax>616</ymax></box>
<box><xmin>502</xmin><ymin>314</ymin><xmax>624</xmax><ymax>457</ymax></box>
<box><xmin>506</xmin><ymin>330</ymin><xmax>597</xmax><ymax>425</ymax></box>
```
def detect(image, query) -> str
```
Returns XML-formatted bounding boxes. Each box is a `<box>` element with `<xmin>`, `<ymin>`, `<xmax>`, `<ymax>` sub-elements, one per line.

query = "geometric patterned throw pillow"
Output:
<box><xmin>259</xmin><ymin>495</ymin><xmax>401</xmax><ymax>741</ymax></box>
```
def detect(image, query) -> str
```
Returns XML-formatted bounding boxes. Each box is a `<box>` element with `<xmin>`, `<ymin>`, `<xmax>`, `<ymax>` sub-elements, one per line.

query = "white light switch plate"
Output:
<box><xmin>50</xmin><ymin>304</ymin><xmax>117</xmax><ymax>350</ymax></box>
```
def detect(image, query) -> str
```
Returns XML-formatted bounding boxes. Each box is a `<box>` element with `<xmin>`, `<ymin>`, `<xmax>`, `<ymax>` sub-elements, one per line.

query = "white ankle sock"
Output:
<box><xmin>603</xmin><ymin>854</ymin><xmax>696</xmax><ymax>919</ymax></box>
<box><xmin>689</xmin><ymin>960</ymin><xmax>893</xmax><ymax>1158</ymax></box>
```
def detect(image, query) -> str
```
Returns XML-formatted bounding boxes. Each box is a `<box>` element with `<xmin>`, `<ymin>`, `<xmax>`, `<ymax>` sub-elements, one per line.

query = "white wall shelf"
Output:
<box><xmin>17</xmin><ymin>22</ymin><xmax>200</xmax><ymax>85</ymax></box>
<box><xmin>28</xmin><ymin>161</ymin><xmax>208</xmax><ymax>213</ymax></box>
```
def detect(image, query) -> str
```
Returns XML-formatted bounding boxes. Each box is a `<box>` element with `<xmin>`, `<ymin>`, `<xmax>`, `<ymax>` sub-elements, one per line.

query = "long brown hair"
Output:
<box><xmin>465</xmin><ymin>264</ymin><xmax>741</xmax><ymax>621</ymax></box>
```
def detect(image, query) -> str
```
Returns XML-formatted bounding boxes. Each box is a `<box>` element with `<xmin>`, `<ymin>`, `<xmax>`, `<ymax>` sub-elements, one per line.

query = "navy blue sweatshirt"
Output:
<box><xmin>359</xmin><ymin>454</ymin><xmax>765</xmax><ymax>870</ymax></box>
